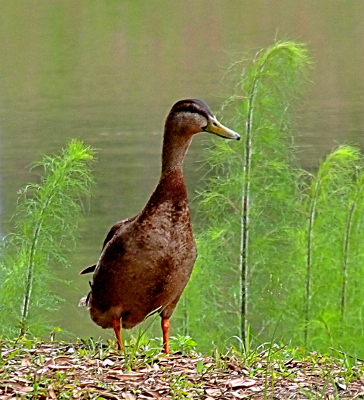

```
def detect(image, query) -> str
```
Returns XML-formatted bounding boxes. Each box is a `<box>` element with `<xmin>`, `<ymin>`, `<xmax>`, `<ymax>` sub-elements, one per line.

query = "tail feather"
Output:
<box><xmin>80</xmin><ymin>264</ymin><xmax>96</xmax><ymax>275</ymax></box>
<box><xmin>78</xmin><ymin>296</ymin><xmax>88</xmax><ymax>307</ymax></box>
<box><xmin>78</xmin><ymin>291</ymin><xmax>91</xmax><ymax>307</ymax></box>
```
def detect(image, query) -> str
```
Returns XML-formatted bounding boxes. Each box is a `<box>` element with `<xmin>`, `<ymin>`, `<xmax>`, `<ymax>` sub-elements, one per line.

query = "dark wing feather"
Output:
<box><xmin>79</xmin><ymin>217</ymin><xmax>136</xmax><ymax>275</ymax></box>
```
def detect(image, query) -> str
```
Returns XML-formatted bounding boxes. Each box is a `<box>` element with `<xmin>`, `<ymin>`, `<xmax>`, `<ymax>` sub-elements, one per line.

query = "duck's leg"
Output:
<box><xmin>161</xmin><ymin>317</ymin><xmax>170</xmax><ymax>354</ymax></box>
<box><xmin>112</xmin><ymin>318</ymin><xmax>123</xmax><ymax>350</ymax></box>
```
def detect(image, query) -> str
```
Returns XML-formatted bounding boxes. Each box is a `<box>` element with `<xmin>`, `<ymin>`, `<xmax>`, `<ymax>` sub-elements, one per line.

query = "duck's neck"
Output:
<box><xmin>140</xmin><ymin>129</ymin><xmax>192</xmax><ymax>218</ymax></box>
<box><xmin>161</xmin><ymin>129</ymin><xmax>193</xmax><ymax>176</ymax></box>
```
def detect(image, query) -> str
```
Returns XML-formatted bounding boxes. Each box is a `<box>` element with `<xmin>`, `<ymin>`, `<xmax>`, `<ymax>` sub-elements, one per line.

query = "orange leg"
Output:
<box><xmin>112</xmin><ymin>318</ymin><xmax>123</xmax><ymax>350</ymax></box>
<box><xmin>161</xmin><ymin>317</ymin><xmax>170</xmax><ymax>354</ymax></box>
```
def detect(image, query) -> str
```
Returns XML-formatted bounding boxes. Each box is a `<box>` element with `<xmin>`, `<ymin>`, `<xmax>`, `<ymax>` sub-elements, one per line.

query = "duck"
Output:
<box><xmin>79</xmin><ymin>99</ymin><xmax>240</xmax><ymax>354</ymax></box>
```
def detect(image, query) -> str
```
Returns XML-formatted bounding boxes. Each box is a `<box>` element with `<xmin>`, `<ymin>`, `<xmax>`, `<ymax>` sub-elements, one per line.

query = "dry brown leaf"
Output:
<box><xmin>152</xmin><ymin>363</ymin><xmax>160</xmax><ymax>371</ymax></box>
<box><xmin>43</xmin><ymin>358</ymin><xmax>54</xmax><ymax>367</ymax></box>
<box><xmin>48</xmin><ymin>364</ymin><xmax>73</xmax><ymax>370</ymax></box>
<box><xmin>230</xmin><ymin>390</ymin><xmax>252</xmax><ymax>399</ymax></box>
<box><xmin>205</xmin><ymin>388</ymin><xmax>222</xmax><ymax>396</ymax></box>
<box><xmin>102</xmin><ymin>358</ymin><xmax>115</xmax><ymax>367</ymax></box>
<box><xmin>142</xmin><ymin>389</ymin><xmax>162</xmax><ymax>399</ymax></box>
<box><xmin>5</xmin><ymin>381</ymin><xmax>33</xmax><ymax>394</ymax></box>
<box><xmin>79</xmin><ymin>379</ymin><xmax>97</xmax><ymax>387</ymax></box>
<box><xmin>106</xmin><ymin>371</ymin><xmax>145</xmax><ymax>381</ymax></box>
<box><xmin>227</xmin><ymin>378</ymin><xmax>257</xmax><ymax>388</ymax></box>
<box><xmin>48</xmin><ymin>386</ymin><xmax>57</xmax><ymax>399</ymax></box>
<box><xmin>20</xmin><ymin>357</ymin><xmax>32</xmax><ymax>367</ymax></box>
<box><xmin>136</xmin><ymin>366</ymin><xmax>152</xmax><ymax>373</ymax></box>
<box><xmin>124</xmin><ymin>393</ymin><xmax>137</xmax><ymax>400</ymax></box>
<box><xmin>96</xmin><ymin>391</ymin><xmax>121</xmax><ymax>399</ymax></box>
<box><xmin>54</xmin><ymin>356</ymin><xmax>73</xmax><ymax>364</ymax></box>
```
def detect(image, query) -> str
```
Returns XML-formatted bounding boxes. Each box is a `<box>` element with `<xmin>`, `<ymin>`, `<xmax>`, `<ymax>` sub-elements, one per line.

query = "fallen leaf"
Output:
<box><xmin>205</xmin><ymin>388</ymin><xmax>221</xmax><ymax>396</ymax></box>
<box><xmin>124</xmin><ymin>393</ymin><xmax>137</xmax><ymax>400</ymax></box>
<box><xmin>227</xmin><ymin>378</ymin><xmax>256</xmax><ymax>388</ymax></box>
<box><xmin>142</xmin><ymin>390</ymin><xmax>162</xmax><ymax>399</ymax></box>
<box><xmin>230</xmin><ymin>390</ymin><xmax>251</xmax><ymax>399</ymax></box>
<box><xmin>334</xmin><ymin>378</ymin><xmax>347</xmax><ymax>390</ymax></box>
<box><xmin>47</xmin><ymin>385</ymin><xmax>57</xmax><ymax>399</ymax></box>
<box><xmin>54</xmin><ymin>356</ymin><xmax>73</xmax><ymax>364</ymax></box>
<box><xmin>106</xmin><ymin>371</ymin><xmax>145</xmax><ymax>381</ymax></box>
<box><xmin>20</xmin><ymin>357</ymin><xmax>32</xmax><ymax>367</ymax></box>
<box><xmin>102</xmin><ymin>358</ymin><xmax>115</xmax><ymax>367</ymax></box>
<box><xmin>5</xmin><ymin>381</ymin><xmax>33</xmax><ymax>394</ymax></box>
<box><xmin>48</xmin><ymin>364</ymin><xmax>73</xmax><ymax>370</ymax></box>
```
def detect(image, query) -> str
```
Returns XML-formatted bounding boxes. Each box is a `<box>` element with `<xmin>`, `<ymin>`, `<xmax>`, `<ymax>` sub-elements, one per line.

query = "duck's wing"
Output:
<box><xmin>101</xmin><ymin>219</ymin><xmax>128</xmax><ymax>249</ymax></box>
<box><xmin>79</xmin><ymin>217</ymin><xmax>137</xmax><ymax>275</ymax></box>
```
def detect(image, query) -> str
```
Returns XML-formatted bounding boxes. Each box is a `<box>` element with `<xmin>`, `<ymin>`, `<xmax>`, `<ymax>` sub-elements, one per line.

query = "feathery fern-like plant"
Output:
<box><xmin>185</xmin><ymin>41</ymin><xmax>310</xmax><ymax>351</ymax></box>
<box><xmin>181</xmin><ymin>41</ymin><xmax>364</xmax><ymax>357</ymax></box>
<box><xmin>237</xmin><ymin>41</ymin><xmax>310</xmax><ymax>347</ymax></box>
<box><xmin>340</xmin><ymin>167</ymin><xmax>364</xmax><ymax>322</ymax></box>
<box><xmin>300</xmin><ymin>145</ymin><xmax>361</xmax><ymax>346</ymax></box>
<box><xmin>0</xmin><ymin>139</ymin><xmax>95</xmax><ymax>337</ymax></box>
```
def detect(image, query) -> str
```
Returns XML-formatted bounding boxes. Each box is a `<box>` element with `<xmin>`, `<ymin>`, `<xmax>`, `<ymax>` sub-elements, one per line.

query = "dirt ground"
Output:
<box><xmin>1</xmin><ymin>340</ymin><xmax>364</xmax><ymax>399</ymax></box>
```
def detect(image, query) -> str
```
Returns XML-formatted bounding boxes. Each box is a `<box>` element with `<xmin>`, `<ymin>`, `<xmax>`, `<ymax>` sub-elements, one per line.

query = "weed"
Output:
<box><xmin>0</xmin><ymin>140</ymin><xmax>95</xmax><ymax>337</ymax></box>
<box><xmin>185</xmin><ymin>40</ymin><xmax>310</xmax><ymax>353</ymax></box>
<box><xmin>169</xmin><ymin>374</ymin><xmax>203</xmax><ymax>399</ymax></box>
<box><xmin>179</xmin><ymin>40</ymin><xmax>364</xmax><ymax>358</ymax></box>
<box><xmin>169</xmin><ymin>335</ymin><xmax>197</xmax><ymax>355</ymax></box>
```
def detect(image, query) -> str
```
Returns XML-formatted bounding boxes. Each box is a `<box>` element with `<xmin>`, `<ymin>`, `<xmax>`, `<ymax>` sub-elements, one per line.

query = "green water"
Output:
<box><xmin>1</xmin><ymin>0</ymin><xmax>364</xmax><ymax>341</ymax></box>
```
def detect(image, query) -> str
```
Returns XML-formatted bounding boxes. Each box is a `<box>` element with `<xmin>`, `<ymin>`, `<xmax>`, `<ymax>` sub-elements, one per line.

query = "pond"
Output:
<box><xmin>0</xmin><ymin>0</ymin><xmax>364</xmax><ymax>341</ymax></box>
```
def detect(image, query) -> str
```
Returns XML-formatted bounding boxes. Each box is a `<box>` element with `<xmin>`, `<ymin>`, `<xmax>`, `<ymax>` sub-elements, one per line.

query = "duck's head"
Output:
<box><xmin>166</xmin><ymin>99</ymin><xmax>240</xmax><ymax>140</ymax></box>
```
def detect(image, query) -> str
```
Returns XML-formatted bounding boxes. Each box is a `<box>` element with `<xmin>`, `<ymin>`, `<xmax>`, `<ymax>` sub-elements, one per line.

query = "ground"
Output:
<box><xmin>1</xmin><ymin>338</ymin><xmax>364</xmax><ymax>399</ymax></box>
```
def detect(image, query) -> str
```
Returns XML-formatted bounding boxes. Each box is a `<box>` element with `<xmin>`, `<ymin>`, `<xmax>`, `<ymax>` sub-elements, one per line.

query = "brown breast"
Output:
<box><xmin>89</xmin><ymin>168</ymin><xmax>197</xmax><ymax>329</ymax></box>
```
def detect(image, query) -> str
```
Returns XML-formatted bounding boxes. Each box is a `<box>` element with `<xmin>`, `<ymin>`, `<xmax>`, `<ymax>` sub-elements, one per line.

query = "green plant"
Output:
<box><xmin>282</xmin><ymin>145</ymin><xmax>364</xmax><ymax>353</ymax></box>
<box><xmin>237</xmin><ymin>41</ymin><xmax>310</xmax><ymax>347</ymax></box>
<box><xmin>185</xmin><ymin>40</ymin><xmax>310</xmax><ymax>352</ymax></box>
<box><xmin>123</xmin><ymin>332</ymin><xmax>159</xmax><ymax>370</ymax></box>
<box><xmin>300</xmin><ymin>146</ymin><xmax>362</xmax><ymax>345</ymax></box>
<box><xmin>169</xmin><ymin>374</ymin><xmax>199</xmax><ymax>400</ymax></box>
<box><xmin>196</xmin><ymin>359</ymin><xmax>213</xmax><ymax>375</ymax></box>
<box><xmin>0</xmin><ymin>140</ymin><xmax>95</xmax><ymax>337</ymax></box>
<box><xmin>121</xmin><ymin>309</ymin><xmax>163</xmax><ymax>370</ymax></box>
<box><xmin>179</xmin><ymin>39</ymin><xmax>364</xmax><ymax>358</ymax></box>
<box><xmin>340</xmin><ymin>168</ymin><xmax>364</xmax><ymax>322</ymax></box>
<box><xmin>169</xmin><ymin>335</ymin><xmax>197</xmax><ymax>355</ymax></box>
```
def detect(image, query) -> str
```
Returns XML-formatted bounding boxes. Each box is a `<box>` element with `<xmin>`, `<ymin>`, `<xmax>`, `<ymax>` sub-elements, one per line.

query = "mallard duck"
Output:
<box><xmin>80</xmin><ymin>99</ymin><xmax>240</xmax><ymax>353</ymax></box>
